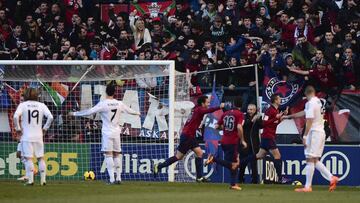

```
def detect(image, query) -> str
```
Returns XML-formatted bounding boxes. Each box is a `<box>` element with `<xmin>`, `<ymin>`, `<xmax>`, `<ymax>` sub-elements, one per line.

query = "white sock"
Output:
<box><xmin>38</xmin><ymin>159</ymin><xmax>46</xmax><ymax>183</ymax></box>
<box><xmin>305</xmin><ymin>162</ymin><xmax>315</xmax><ymax>188</ymax></box>
<box><xmin>114</xmin><ymin>155</ymin><xmax>122</xmax><ymax>182</ymax></box>
<box><xmin>25</xmin><ymin>159</ymin><xmax>34</xmax><ymax>183</ymax></box>
<box><xmin>105</xmin><ymin>156</ymin><xmax>115</xmax><ymax>183</ymax></box>
<box><xmin>315</xmin><ymin>161</ymin><xmax>333</xmax><ymax>181</ymax></box>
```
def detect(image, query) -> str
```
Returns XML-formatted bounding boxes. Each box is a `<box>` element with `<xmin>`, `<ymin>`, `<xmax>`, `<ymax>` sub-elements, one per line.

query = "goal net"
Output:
<box><xmin>0</xmin><ymin>61</ymin><xmax>197</xmax><ymax>182</ymax></box>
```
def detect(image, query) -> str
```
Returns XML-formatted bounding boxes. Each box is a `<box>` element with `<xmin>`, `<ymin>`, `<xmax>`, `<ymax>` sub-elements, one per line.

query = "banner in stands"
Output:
<box><xmin>101</xmin><ymin>1</ymin><xmax>176</xmax><ymax>23</ymax></box>
<box><xmin>328</xmin><ymin>90</ymin><xmax>360</xmax><ymax>143</ymax></box>
<box><xmin>263</xmin><ymin>145</ymin><xmax>360</xmax><ymax>186</ymax></box>
<box><xmin>263</xmin><ymin>65</ymin><xmax>304</xmax><ymax>109</ymax></box>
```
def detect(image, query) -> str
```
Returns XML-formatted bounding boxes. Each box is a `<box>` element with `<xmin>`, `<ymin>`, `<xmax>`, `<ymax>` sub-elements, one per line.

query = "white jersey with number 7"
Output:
<box><xmin>73</xmin><ymin>99</ymin><xmax>139</xmax><ymax>138</ymax></box>
<box><xmin>13</xmin><ymin>101</ymin><xmax>54</xmax><ymax>142</ymax></box>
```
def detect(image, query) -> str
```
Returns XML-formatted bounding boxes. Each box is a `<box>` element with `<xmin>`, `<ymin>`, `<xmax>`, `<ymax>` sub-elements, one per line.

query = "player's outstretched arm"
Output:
<box><xmin>123</xmin><ymin>104</ymin><xmax>141</xmax><ymax>116</ymax></box>
<box><xmin>284</xmin><ymin>110</ymin><xmax>305</xmax><ymax>119</ymax></box>
<box><xmin>70</xmin><ymin>103</ymin><xmax>103</xmax><ymax>117</ymax></box>
<box><xmin>200</xmin><ymin>102</ymin><xmax>225</xmax><ymax>114</ymax></box>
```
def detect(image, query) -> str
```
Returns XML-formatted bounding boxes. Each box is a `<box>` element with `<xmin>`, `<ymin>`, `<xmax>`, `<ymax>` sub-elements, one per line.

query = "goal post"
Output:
<box><xmin>0</xmin><ymin>60</ymin><xmax>181</xmax><ymax>182</ymax></box>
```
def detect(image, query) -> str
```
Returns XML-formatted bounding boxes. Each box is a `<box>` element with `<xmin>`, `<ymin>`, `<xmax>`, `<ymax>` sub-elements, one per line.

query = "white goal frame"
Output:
<box><xmin>0</xmin><ymin>60</ymin><xmax>176</xmax><ymax>182</ymax></box>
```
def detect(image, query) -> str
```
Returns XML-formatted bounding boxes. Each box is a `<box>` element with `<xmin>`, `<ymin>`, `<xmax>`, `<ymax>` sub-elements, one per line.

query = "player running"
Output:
<box><xmin>243</xmin><ymin>93</ymin><xmax>289</xmax><ymax>183</ymax></box>
<box><xmin>205</xmin><ymin>98</ymin><xmax>247</xmax><ymax>190</ymax></box>
<box><xmin>153</xmin><ymin>95</ymin><xmax>225</xmax><ymax>182</ymax></box>
<box><xmin>69</xmin><ymin>84</ymin><xmax>140</xmax><ymax>184</ymax></box>
<box><xmin>13</xmin><ymin>88</ymin><xmax>54</xmax><ymax>186</ymax></box>
<box><xmin>285</xmin><ymin>86</ymin><xmax>339</xmax><ymax>192</ymax></box>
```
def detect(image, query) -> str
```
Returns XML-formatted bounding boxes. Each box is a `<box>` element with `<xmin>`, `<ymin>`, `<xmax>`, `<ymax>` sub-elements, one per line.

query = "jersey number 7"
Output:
<box><xmin>111</xmin><ymin>109</ymin><xmax>117</xmax><ymax>122</ymax></box>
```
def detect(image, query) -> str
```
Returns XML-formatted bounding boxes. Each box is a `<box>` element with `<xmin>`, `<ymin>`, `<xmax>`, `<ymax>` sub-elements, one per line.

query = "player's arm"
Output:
<box><xmin>302</xmin><ymin>103</ymin><xmax>315</xmax><ymax>148</ymax></box>
<box><xmin>122</xmin><ymin>103</ymin><xmax>141</xmax><ymax>116</ymax></box>
<box><xmin>69</xmin><ymin>102</ymin><xmax>103</xmax><ymax>117</ymax></box>
<box><xmin>290</xmin><ymin>68</ymin><xmax>310</xmax><ymax>75</ymax></box>
<box><xmin>13</xmin><ymin>104</ymin><xmax>23</xmax><ymax>138</ymax></box>
<box><xmin>284</xmin><ymin>110</ymin><xmax>305</xmax><ymax>119</ymax></box>
<box><xmin>42</xmin><ymin>104</ymin><xmax>54</xmax><ymax>132</ymax></box>
<box><xmin>199</xmin><ymin>103</ymin><xmax>225</xmax><ymax>115</ymax></box>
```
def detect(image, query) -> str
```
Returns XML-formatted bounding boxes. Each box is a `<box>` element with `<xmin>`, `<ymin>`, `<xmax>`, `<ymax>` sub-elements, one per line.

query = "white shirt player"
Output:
<box><xmin>13</xmin><ymin>101</ymin><xmax>54</xmax><ymax>142</ymax></box>
<box><xmin>305</xmin><ymin>96</ymin><xmax>324</xmax><ymax>133</ymax></box>
<box><xmin>73</xmin><ymin>99</ymin><xmax>140</xmax><ymax>138</ymax></box>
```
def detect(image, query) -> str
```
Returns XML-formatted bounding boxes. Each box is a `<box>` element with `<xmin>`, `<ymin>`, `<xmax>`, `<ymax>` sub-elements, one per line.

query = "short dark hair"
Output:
<box><xmin>106</xmin><ymin>84</ymin><xmax>116</xmax><ymax>96</ymax></box>
<box><xmin>197</xmin><ymin>95</ymin><xmax>208</xmax><ymax>106</ymax></box>
<box><xmin>24</xmin><ymin>88</ymin><xmax>39</xmax><ymax>101</ymax></box>
<box><xmin>304</xmin><ymin>85</ymin><xmax>316</xmax><ymax>96</ymax></box>
<box><xmin>270</xmin><ymin>93</ymin><xmax>280</xmax><ymax>103</ymax></box>
<box><xmin>269</xmin><ymin>44</ymin><xmax>277</xmax><ymax>50</ymax></box>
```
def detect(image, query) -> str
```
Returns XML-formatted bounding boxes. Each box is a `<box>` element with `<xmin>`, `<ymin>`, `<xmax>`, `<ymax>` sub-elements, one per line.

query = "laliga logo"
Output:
<box><xmin>320</xmin><ymin>151</ymin><xmax>350</xmax><ymax>181</ymax></box>
<box><xmin>265</xmin><ymin>77</ymin><xmax>299</xmax><ymax>105</ymax></box>
<box><xmin>184</xmin><ymin>151</ymin><xmax>214</xmax><ymax>180</ymax></box>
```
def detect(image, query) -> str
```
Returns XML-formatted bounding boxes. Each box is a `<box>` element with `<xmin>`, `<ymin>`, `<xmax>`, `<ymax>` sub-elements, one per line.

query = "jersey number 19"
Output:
<box><xmin>28</xmin><ymin>109</ymin><xmax>39</xmax><ymax>124</ymax></box>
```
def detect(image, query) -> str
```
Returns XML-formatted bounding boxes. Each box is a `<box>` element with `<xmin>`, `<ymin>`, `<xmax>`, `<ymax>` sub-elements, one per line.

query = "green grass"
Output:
<box><xmin>0</xmin><ymin>181</ymin><xmax>359</xmax><ymax>203</ymax></box>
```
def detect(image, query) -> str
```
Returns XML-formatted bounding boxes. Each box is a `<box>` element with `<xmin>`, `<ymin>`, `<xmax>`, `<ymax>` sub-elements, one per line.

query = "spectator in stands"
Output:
<box><xmin>197</xmin><ymin>53</ymin><xmax>215</xmax><ymax>91</ymax></box>
<box><xmin>210</xmin><ymin>15</ymin><xmax>228</xmax><ymax>43</ymax></box>
<box><xmin>339</xmin><ymin>48</ymin><xmax>360</xmax><ymax>90</ymax></box>
<box><xmin>292</xmin><ymin>35</ymin><xmax>316</xmax><ymax>70</ymax></box>
<box><xmin>257</xmin><ymin>44</ymin><xmax>286</xmax><ymax>78</ymax></box>
<box><xmin>318</xmin><ymin>32</ymin><xmax>340</xmax><ymax>67</ymax></box>
<box><xmin>130</xmin><ymin>11</ymin><xmax>151</xmax><ymax>50</ymax></box>
<box><xmin>290</xmin><ymin>51</ymin><xmax>338</xmax><ymax>95</ymax></box>
<box><xmin>225</xmin><ymin>35</ymin><xmax>246</xmax><ymax>62</ymax></box>
<box><xmin>293</xmin><ymin>16</ymin><xmax>314</xmax><ymax>45</ymax></box>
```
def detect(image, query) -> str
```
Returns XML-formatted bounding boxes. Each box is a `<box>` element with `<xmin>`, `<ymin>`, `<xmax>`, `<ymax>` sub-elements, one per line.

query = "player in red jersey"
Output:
<box><xmin>258</xmin><ymin>93</ymin><xmax>288</xmax><ymax>183</ymax></box>
<box><xmin>153</xmin><ymin>95</ymin><xmax>225</xmax><ymax>182</ymax></box>
<box><xmin>205</xmin><ymin>98</ymin><xmax>247</xmax><ymax>190</ymax></box>
<box><xmin>244</xmin><ymin>94</ymin><xmax>289</xmax><ymax>183</ymax></box>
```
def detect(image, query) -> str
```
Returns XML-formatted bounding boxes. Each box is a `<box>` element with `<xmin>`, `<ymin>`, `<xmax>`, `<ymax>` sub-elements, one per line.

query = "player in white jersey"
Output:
<box><xmin>285</xmin><ymin>86</ymin><xmax>339</xmax><ymax>192</ymax></box>
<box><xmin>13</xmin><ymin>88</ymin><xmax>53</xmax><ymax>186</ymax></box>
<box><xmin>69</xmin><ymin>84</ymin><xmax>140</xmax><ymax>184</ymax></box>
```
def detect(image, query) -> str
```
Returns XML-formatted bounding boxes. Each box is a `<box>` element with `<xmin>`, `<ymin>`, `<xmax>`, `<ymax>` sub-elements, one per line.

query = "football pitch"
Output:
<box><xmin>0</xmin><ymin>181</ymin><xmax>359</xmax><ymax>203</ymax></box>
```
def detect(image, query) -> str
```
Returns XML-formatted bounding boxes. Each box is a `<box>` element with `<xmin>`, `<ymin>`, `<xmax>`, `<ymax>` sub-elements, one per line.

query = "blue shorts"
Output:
<box><xmin>222</xmin><ymin>144</ymin><xmax>239</xmax><ymax>163</ymax></box>
<box><xmin>260</xmin><ymin>138</ymin><xmax>278</xmax><ymax>151</ymax></box>
<box><xmin>177</xmin><ymin>134</ymin><xmax>200</xmax><ymax>154</ymax></box>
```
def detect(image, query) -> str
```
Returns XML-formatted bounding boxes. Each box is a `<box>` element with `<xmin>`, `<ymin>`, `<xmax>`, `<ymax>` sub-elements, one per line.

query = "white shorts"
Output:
<box><xmin>21</xmin><ymin>141</ymin><xmax>44</xmax><ymax>158</ymax></box>
<box><xmin>101</xmin><ymin>136</ymin><xmax>121</xmax><ymax>152</ymax></box>
<box><xmin>304</xmin><ymin>130</ymin><xmax>326</xmax><ymax>158</ymax></box>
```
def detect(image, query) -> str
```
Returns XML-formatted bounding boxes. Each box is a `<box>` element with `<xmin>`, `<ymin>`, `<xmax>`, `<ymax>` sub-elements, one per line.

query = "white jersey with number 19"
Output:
<box><xmin>13</xmin><ymin>101</ymin><xmax>54</xmax><ymax>142</ymax></box>
<box><xmin>73</xmin><ymin>99</ymin><xmax>139</xmax><ymax>138</ymax></box>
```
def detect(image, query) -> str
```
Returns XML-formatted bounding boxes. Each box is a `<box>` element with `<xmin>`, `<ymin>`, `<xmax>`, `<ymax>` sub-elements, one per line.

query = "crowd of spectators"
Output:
<box><xmin>0</xmin><ymin>0</ymin><xmax>360</xmax><ymax>99</ymax></box>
